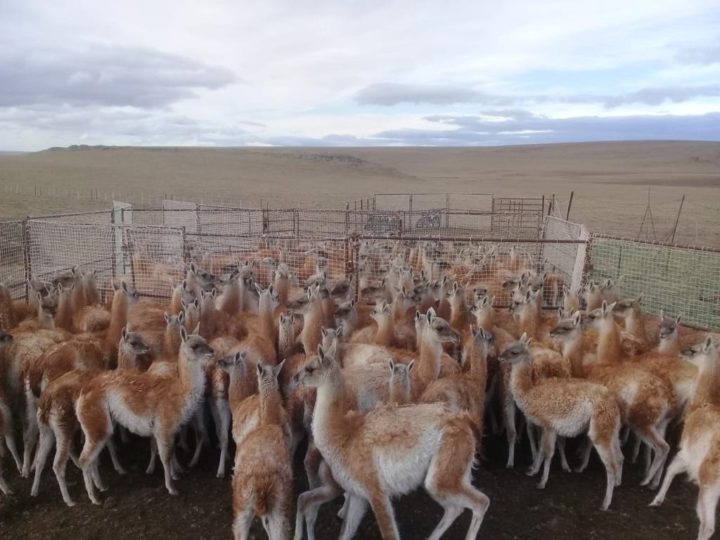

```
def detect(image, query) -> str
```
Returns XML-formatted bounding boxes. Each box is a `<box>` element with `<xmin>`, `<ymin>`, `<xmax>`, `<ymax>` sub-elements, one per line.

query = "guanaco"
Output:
<box><xmin>231</xmin><ymin>360</ymin><xmax>293</xmax><ymax>540</ymax></box>
<box><xmin>651</xmin><ymin>338</ymin><xmax>720</xmax><ymax>540</ymax></box>
<box><xmin>293</xmin><ymin>348</ymin><xmax>490</xmax><ymax>540</ymax></box>
<box><xmin>499</xmin><ymin>334</ymin><xmax>623</xmax><ymax>510</ymax></box>
<box><xmin>76</xmin><ymin>327</ymin><xmax>213</xmax><ymax>502</ymax></box>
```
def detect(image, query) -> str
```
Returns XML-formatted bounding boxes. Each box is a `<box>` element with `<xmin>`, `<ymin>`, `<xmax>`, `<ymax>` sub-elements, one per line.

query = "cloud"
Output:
<box><xmin>368</xmin><ymin>111</ymin><xmax>720</xmax><ymax>145</ymax></box>
<box><xmin>354</xmin><ymin>83</ymin><xmax>510</xmax><ymax>106</ymax></box>
<box><xmin>0</xmin><ymin>45</ymin><xmax>236</xmax><ymax>108</ymax></box>
<box><xmin>356</xmin><ymin>82</ymin><xmax>720</xmax><ymax>108</ymax></box>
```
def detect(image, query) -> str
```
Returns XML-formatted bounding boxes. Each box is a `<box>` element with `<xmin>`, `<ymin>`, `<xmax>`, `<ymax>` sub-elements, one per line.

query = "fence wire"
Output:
<box><xmin>4</xmin><ymin>202</ymin><xmax>719</xmax><ymax>330</ymax></box>
<box><xmin>0</xmin><ymin>220</ymin><xmax>26</xmax><ymax>299</ymax></box>
<box><xmin>590</xmin><ymin>236</ymin><xmax>720</xmax><ymax>330</ymax></box>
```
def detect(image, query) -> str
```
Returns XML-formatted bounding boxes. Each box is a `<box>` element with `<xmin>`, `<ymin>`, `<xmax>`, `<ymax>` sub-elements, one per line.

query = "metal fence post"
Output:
<box><xmin>22</xmin><ymin>219</ymin><xmax>31</xmax><ymax>301</ymax></box>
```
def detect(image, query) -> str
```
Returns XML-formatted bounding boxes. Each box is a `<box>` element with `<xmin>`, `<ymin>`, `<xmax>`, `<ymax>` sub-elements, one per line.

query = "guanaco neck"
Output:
<box><xmin>518</xmin><ymin>302</ymin><xmax>539</xmax><ymax>339</ymax></box>
<box><xmin>278</xmin><ymin>323</ymin><xmax>295</xmax><ymax>358</ymax></box>
<box><xmin>473</xmin><ymin>307</ymin><xmax>494</xmax><ymax>331</ymax></box>
<box><xmin>301</xmin><ymin>298</ymin><xmax>322</xmax><ymax>353</ymax></box>
<box><xmin>258</xmin><ymin>298</ymin><xmax>274</xmax><ymax>343</ymax></box>
<box><xmin>450</xmin><ymin>294</ymin><xmax>468</xmax><ymax>330</ymax></box>
<box><xmin>274</xmin><ymin>275</ymin><xmax>289</xmax><ymax>306</ymax></box>
<box><xmin>689</xmin><ymin>353</ymin><xmax>720</xmax><ymax>412</ymax></box>
<box><xmin>228</xmin><ymin>365</ymin><xmax>252</xmax><ymax>410</ymax></box>
<box><xmin>374</xmin><ymin>313</ymin><xmax>394</xmax><ymax>346</ymax></box>
<box><xmin>625</xmin><ymin>307</ymin><xmax>648</xmax><ymax>343</ymax></box>
<box><xmin>200</xmin><ymin>297</ymin><xmax>217</xmax><ymax>338</ymax></box>
<box><xmin>509</xmin><ymin>358</ymin><xmax>534</xmax><ymax>404</ymax></box>
<box><xmin>71</xmin><ymin>280</ymin><xmax>86</xmax><ymax>313</ymax></box>
<box><xmin>55</xmin><ymin>291</ymin><xmax>75</xmax><ymax>331</ymax></box>
<box><xmin>106</xmin><ymin>291</ymin><xmax>129</xmax><ymax>352</ymax></box>
<box><xmin>560</xmin><ymin>328</ymin><xmax>585</xmax><ymax>378</ymax></box>
<box><xmin>170</xmin><ymin>286</ymin><xmax>183</xmax><ymax>315</ymax></box>
<box><xmin>657</xmin><ymin>332</ymin><xmax>680</xmax><ymax>357</ymax></box>
<box><xmin>258</xmin><ymin>382</ymin><xmax>284</xmax><ymax>426</ymax></box>
<box><xmin>462</xmin><ymin>337</ymin><xmax>487</xmax><ymax>381</ymax></box>
<box><xmin>389</xmin><ymin>374</ymin><xmax>411</xmax><ymax>405</ymax></box>
<box><xmin>596</xmin><ymin>317</ymin><xmax>622</xmax><ymax>366</ymax></box>
<box><xmin>164</xmin><ymin>326</ymin><xmax>181</xmax><ymax>357</ymax></box>
<box><xmin>117</xmin><ymin>347</ymin><xmax>139</xmax><ymax>371</ymax></box>
<box><xmin>413</xmin><ymin>327</ymin><xmax>442</xmax><ymax>393</ymax></box>
<box><xmin>178</xmin><ymin>349</ymin><xmax>204</xmax><ymax>394</ymax></box>
<box><xmin>218</xmin><ymin>279</ymin><xmax>241</xmax><ymax>316</ymax></box>
<box><xmin>313</xmin><ymin>368</ymin><xmax>351</xmax><ymax>444</ymax></box>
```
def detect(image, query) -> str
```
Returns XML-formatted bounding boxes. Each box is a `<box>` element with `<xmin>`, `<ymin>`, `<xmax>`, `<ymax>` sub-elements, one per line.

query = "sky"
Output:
<box><xmin>1</xmin><ymin>0</ymin><xmax>719</xmax><ymax>150</ymax></box>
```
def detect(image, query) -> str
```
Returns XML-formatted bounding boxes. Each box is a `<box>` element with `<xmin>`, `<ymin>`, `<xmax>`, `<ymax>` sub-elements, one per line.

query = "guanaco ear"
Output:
<box><xmin>164</xmin><ymin>312</ymin><xmax>170</xmax><ymax>324</ymax></box>
<box><xmin>524</xmin><ymin>290</ymin><xmax>532</xmax><ymax>303</ymax></box>
<box><xmin>335</xmin><ymin>326</ymin><xmax>343</xmax><ymax>338</ymax></box>
<box><xmin>191</xmin><ymin>323</ymin><xmax>200</xmax><ymax>336</ymax></box>
<box><xmin>387</xmin><ymin>359</ymin><xmax>395</xmax><ymax>372</ymax></box>
<box><xmin>121</xmin><ymin>281</ymin><xmax>129</xmax><ymax>294</ymax></box>
<box><xmin>121</xmin><ymin>326</ymin><xmax>128</xmax><ymax>341</ymax></box>
<box><xmin>407</xmin><ymin>359</ymin><xmax>415</xmax><ymax>372</ymax></box>
<box><xmin>189</xmin><ymin>262</ymin><xmax>197</xmax><ymax>274</ymax></box>
<box><xmin>317</xmin><ymin>345</ymin><xmax>326</xmax><ymax>363</ymax></box>
<box><xmin>320</xmin><ymin>327</ymin><xmax>328</xmax><ymax>338</ymax></box>
<box><xmin>273</xmin><ymin>359</ymin><xmax>286</xmax><ymax>378</ymax></box>
<box><xmin>235</xmin><ymin>351</ymin><xmax>245</xmax><ymax>365</ymax></box>
<box><xmin>703</xmin><ymin>336</ymin><xmax>714</xmax><ymax>353</ymax></box>
<box><xmin>256</xmin><ymin>362</ymin><xmax>264</xmax><ymax>377</ymax></box>
<box><xmin>427</xmin><ymin>307</ymin><xmax>436</xmax><ymax>322</ymax></box>
<box><xmin>350</xmin><ymin>299</ymin><xmax>355</xmax><ymax>307</ymax></box>
<box><xmin>415</xmin><ymin>310</ymin><xmax>421</xmax><ymax>323</ymax></box>
<box><xmin>520</xmin><ymin>332</ymin><xmax>530</xmax><ymax>345</ymax></box>
<box><xmin>193</xmin><ymin>298</ymin><xmax>200</xmax><ymax>309</ymax></box>
<box><xmin>178</xmin><ymin>311</ymin><xmax>184</xmax><ymax>324</ymax></box>
<box><xmin>572</xmin><ymin>311</ymin><xmax>582</xmax><ymax>326</ymax></box>
<box><xmin>675</xmin><ymin>315</ymin><xmax>682</xmax><ymax>325</ymax></box>
<box><xmin>112</xmin><ymin>279</ymin><xmax>119</xmax><ymax>291</ymax></box>
<box><xmin>607</xmin><ymin>301</ymin><xmax>616</xmax><ymax>314</ymax></box>
<box><xmin>180</xmin><ymin>327</ymin><xmax>188</xmax><ymax>342</ymax></box>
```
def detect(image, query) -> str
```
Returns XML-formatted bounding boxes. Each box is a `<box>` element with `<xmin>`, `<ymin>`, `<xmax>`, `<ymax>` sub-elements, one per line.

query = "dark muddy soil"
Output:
<box><xmin>0</xmin><ymin>430</ymin><xmax>700</xmax><ymax>540</ymax></box>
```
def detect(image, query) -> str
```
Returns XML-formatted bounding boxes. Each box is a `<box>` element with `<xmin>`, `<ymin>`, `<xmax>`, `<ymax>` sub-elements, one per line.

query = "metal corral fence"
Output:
<box><xmin>1</xmin><ymin>202</ymin><xmax>719</xmax><ymax>331</ymax></box>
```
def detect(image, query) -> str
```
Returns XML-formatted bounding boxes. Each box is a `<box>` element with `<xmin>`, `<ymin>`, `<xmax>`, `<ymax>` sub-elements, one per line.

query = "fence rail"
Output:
<box><xmin>1</xmin><ymin>203</ymin><xmax>719</xmax><ymax>331</ymax></box>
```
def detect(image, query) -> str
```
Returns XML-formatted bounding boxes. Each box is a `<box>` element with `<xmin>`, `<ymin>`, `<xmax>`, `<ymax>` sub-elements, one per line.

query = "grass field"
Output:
<box><xmin>0</xmin><ymin>141</ymin><xmax>719</xmax><ymax>247</ymax></box>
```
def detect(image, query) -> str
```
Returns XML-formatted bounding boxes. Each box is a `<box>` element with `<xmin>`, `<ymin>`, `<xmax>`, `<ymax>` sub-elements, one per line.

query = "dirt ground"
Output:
<box><xmin>0</xmin><ymin>426</ymin><xmax>700</xmax><ymax>540</ymax></box>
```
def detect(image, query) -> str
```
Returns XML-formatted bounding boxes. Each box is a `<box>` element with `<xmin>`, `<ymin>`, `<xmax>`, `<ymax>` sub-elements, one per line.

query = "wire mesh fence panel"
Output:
<box><xmin>590</xmin><ymin>236</ymin><xmax>720</xmax><ymax>330</ymax></box>
<box><xmin>28</xmin><ymin>210</ymin><xmax>112</xmax><ymax>225</ymax></box>
<box><xmin>491</xmin><ymin>197</ymin><xmax>544</xmax><ymax>238</ymax></box>
<box><xmin>25</xmin><ymin>220</ymin><xmax>115</xmax><ymax>300</ymax></box>
<box><xmin>448</xmin><ymin>193</ymin><xmax>494</xmax><ymax>212</ymax></box>
<box><xmin>0</xmin><ymin>220</ymin><xmax>27</xmax><ymax>300</ymax></box>
<box><xmin>125</xmin><ymin>226</ymin><xmax>186</xmax><ymax>298</ymax></box>
<box><xmin>163</xmin><ymin>200</ymin><xmax>198</xmax><ymax>233</ymax></box>
<box><xmin>542</xmin><ymin>216</ymin><xmax>589</xmax><ymax>293</ymax></box>
<box><xmin>198</xmin><ymin>208</ymin><xmax>267</xmax><ymax>236</ymax></box>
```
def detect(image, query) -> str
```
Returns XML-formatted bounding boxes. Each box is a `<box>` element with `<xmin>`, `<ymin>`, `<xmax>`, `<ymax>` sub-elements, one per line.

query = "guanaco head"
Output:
<box><xmin>275</xmin><ymin>263</ymin><xmax>290</xmax><ymax>280</ymax></box>
<box><xmin>473</xmin><ymin>287</ymin><xmax>489</xmax><ymax>302</ymax></box>
<box><xmin>658</xmin><ymin>311</ymin><xmax>681</xmax><ymax>340</ymax></box>
<box><xmin>37</xmin><ymin>290</ymin><xmax>58</xmax><ymax>317</ymax></box>
<box><xmin>293</xmin><ymin>346</ymin><xmax>336</xmax><ymax>387</ymax></box>
<box><xmin>217</xmin><ymin>351</ymin><xmax>246</xmax><ymax>373</ymax></box>
<box><xmin>586</xmin><ymin>300</ymin><xmax>616</xmax><ymax>328</ymax></box>
<box><xmin>425</xmin><ymin>308</ymin><xmax>459</xmax><ymax>344</ymax></box>
<box><xmin>179</xmin><ymin>327</ymin><xmax>214</xmax><ymax>363</ymax></box>
<box><xmin>0</xmin><ymin>330</ymin><xmax>13</xmax><ymax>348</ymax></box>
<box><xmin>119</xmin><ymin>327</ymin><xmax>151</xmax><ymax>358</ymax></box>
<box><xmin>498</xmin><ymin>333</ymin><xmax>533</xmax><ymax>364</ymax></box>
<box><xmin>113</xmin><ymin>280</ymin><xmax>140</xmax><ymax>303</ymax></box>
<box><xmin>470</xmin><ymin>294</ymin><xmax>494</xmax><ymax>317</ymax></box>
<box><xmin>320</xmin><ymin>326</ymin><xmax>342</xmax><ymax>354</ymax></box>
<box><xmin>181</xmin><ymin>298</ymin><xmax>201</xmax><ymax>326</ymax></box>
<box><xmin>256</xmin><ymin>359</ymin><xmax>285</xmax><ymax>390</ymax></box>
<box><xmin>334</xmin><ymin>299</ymin><xmax>356</xmax><ymax>321</ymax></box>
<box><xmin>279</xmin><ymin>311</ymin><xmax>295</xmax><ymax>332</ymax></box>
<box><xmin>387</xmin><ymin>359</ymin><xmax>414</xmax><ymax>402</ymax></box>
<box><xmin>255</xmin><ymin>284</ymin><xmax>279</xmax><ymax>312</ymax></box>
<box><xmin>164</xmin><ymin>311</ymin><xmax>185</xmax><ymax>331</ymax></box>
<box><xmin>679</xmin><ymin>337</ymin><xmax>719</xmax><ymax>368</ymax></box>
<box><xmin>472</xmin><ymin>327</ymin><xmax>497</xmax><ymax>358</ymax></box>
<box><xmin>188</xmin><ymin>262</ymin><xmax>216</xmax><ymax>290</ymax></box>
<box><xmin>613</xmin><ymin>296</ymin><xmax>642</xmax><ymax>316</ymax></box>
<box><xmin>28</xmin><ymin>279</ymin><xmax>52</xmax><ymax>298</ymax></box>
<box><xmin>549</xmin><ymin>311</ymin><xmax>583</xmax><ymax>339</ymax></box>
<box><xmin>371</xmin><ymin>301</ymin><xmax>392</xmax><ymax>323</ymax></box>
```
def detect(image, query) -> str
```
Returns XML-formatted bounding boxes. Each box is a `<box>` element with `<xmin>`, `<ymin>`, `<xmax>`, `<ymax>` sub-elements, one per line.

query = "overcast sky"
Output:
<box><xmin>1</xmin><ymin>0</ymin><xmax>719</xmax><ymax>150</ymax></box>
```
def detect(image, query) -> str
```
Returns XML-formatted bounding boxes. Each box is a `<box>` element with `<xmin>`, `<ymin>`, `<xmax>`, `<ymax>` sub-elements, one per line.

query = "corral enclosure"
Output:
<box><xmin>1</xmin><ymin>195</ymin><xmax>718</xmax><ymax>331</ymax></box>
